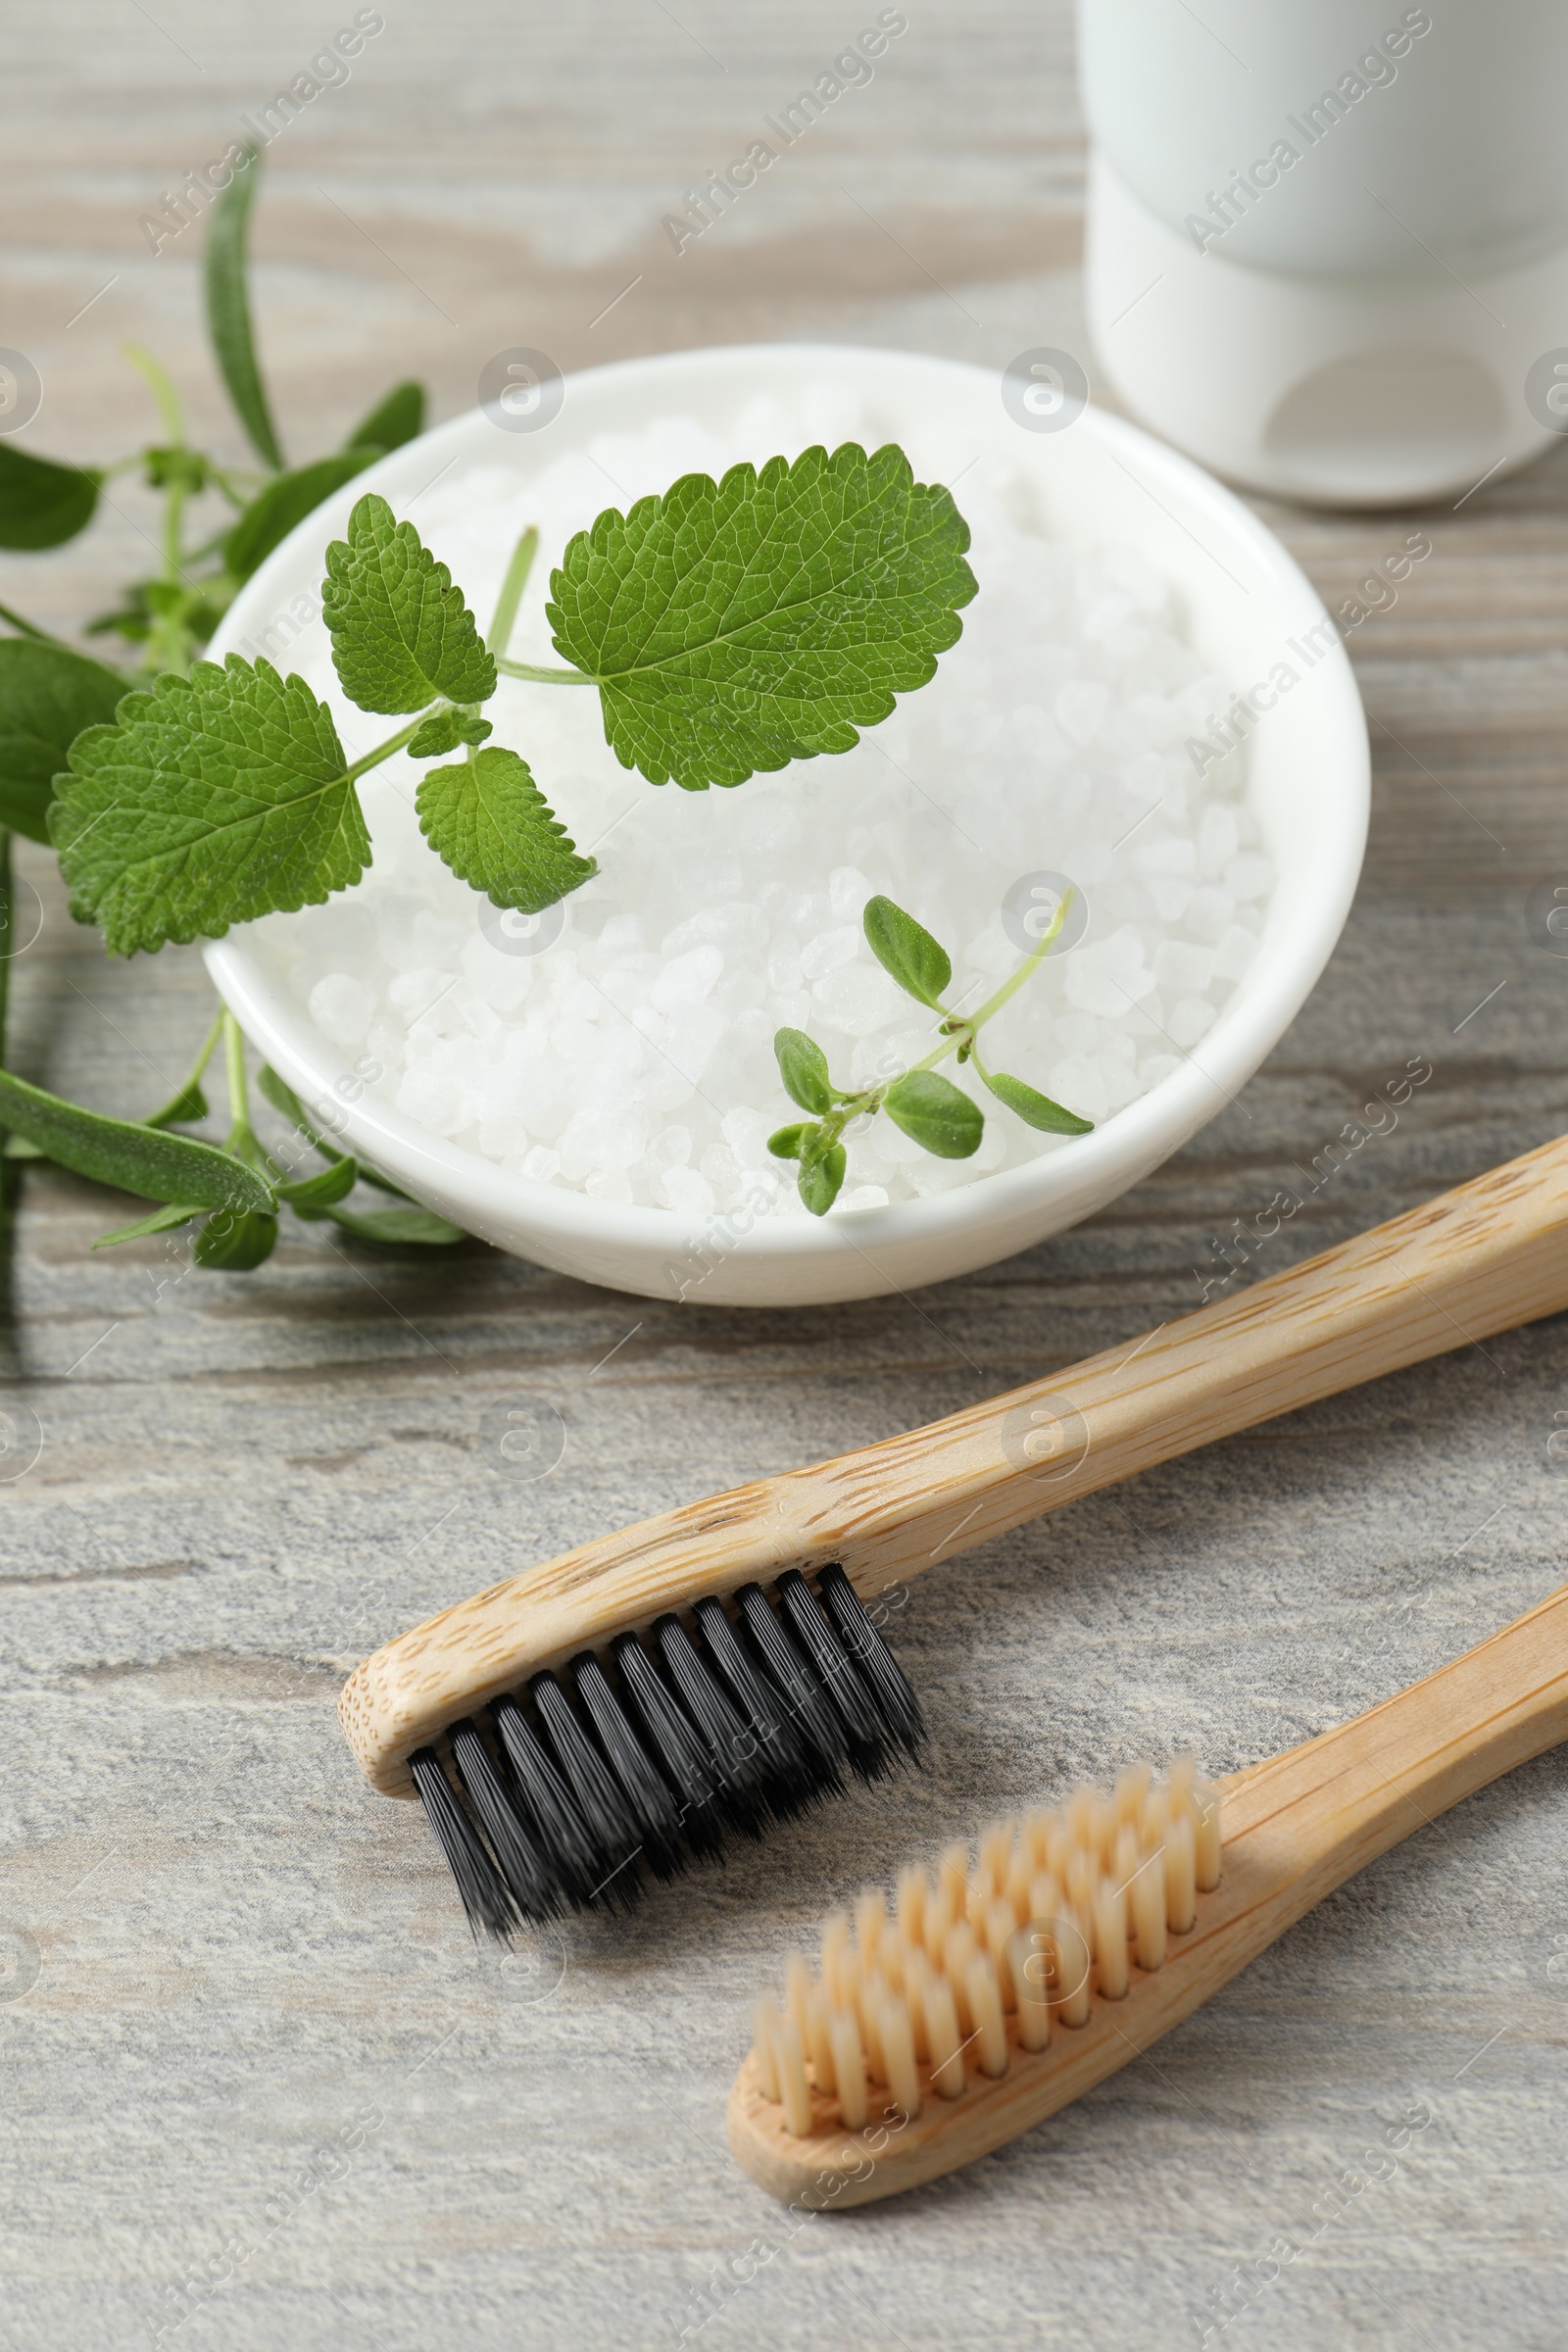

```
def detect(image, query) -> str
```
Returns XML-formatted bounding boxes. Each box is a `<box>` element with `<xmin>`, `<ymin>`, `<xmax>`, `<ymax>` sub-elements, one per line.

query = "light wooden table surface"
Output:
<box><xmin>3</xmin><ymin>6</ymin><xmax>1566</xmax><ymax>2348</ymax></box>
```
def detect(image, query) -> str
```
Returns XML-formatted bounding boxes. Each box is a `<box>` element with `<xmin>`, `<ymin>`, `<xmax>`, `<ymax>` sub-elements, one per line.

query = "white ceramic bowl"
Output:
<box><xmin>206</xmin><ymin>343</ymin><xmax>1368</xmax><ymax>1308</ymax></box>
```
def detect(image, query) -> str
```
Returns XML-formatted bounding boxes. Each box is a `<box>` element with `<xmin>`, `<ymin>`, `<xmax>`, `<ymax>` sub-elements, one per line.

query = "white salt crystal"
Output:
<box><xmin>1224</xmin><ymin>851</ymin><xmax>1274</xmax><ymax>903</ymax></box>
<box><xmin>521</xmin><ymin>1145</ymin><xmax>561</xmax><ymax>1182</ymax></box>
<box><xmin>1055</xmin><ymin>680</ymin><xmax>1109</xmax><ymax>743</ymax></box>
<box><xmin>652</xmin><ymin>947</ymin><xmax>723</xmax><ymax>1009</ymax></box>
<box><xmin>1198</xmin><ymin>805</ymin><xmax>1240</xmax><ymax>876</ymax></box>
<box><xmin>395</xmin><ymin>1062</ymin><xmax>467</xmax><ymax>1135</ymax></box>
<box><xmin>811</xmin><ymin>963</ymin><xmax>907</xmax><ymax>1037</ymax></box>
<box><xmin>1169</xmin><ymin>996</ymin><xmax>1218</xmax><ymax>1047</ymax></box>
<box><xmin>828</xmin><ymin>866</ymin><xmax>871</xmax><ymax>920</ymax></box>
<box><xmin>800</xmin><ymin>926</ymin><xmax>860</xmax><ymax>980</ymax></box>
<box><xmin>839</xmin><ymin>1184</ymin><xmax>889</xmax><ymax>1210</ymax></box>
<box><xmin>1153</xmin><ymin>938</ymin><xmax>1214</xmax><ymax>993</ymax></box>
<box><xmin>1185</xmin><ymin>886</ymin><xmax>1235</xmax><ymax>943</ymax></box>
<box><xmin>307</xmin><ymin>972</ymin><xmax>375</xmax><ymax>1048</ymax></box>
<box><xmin>559</xmin><ymin>1106</ymin><xmax>649</xmax><ymax>1179</ymax></box>
<box><xmin>1212</xmin><ymin>924</ymin><xmax>1259</xmax><ymax>983</ymax></box>
<box><xmin>660</xmin><ymin>1165</ymin><xmax>715</xmax><ymax>1213</ymax></box>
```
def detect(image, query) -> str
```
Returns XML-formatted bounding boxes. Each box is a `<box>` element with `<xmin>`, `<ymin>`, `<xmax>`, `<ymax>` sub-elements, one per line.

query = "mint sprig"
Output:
<box><xmin>543</xmin><ymin>443</ymin><xmax>976</xmax><ymax>791</ymax></box>
<box><xmin>416</xmin><ymin>745</ymin><xmax>596</xmax><ymax>915</ymax></box>
<box><xmin>51</xmin><ymin>658</ymin><xmax>372</xmax><ymax>954</ymax></box>
<box><xmin>322</xmin><ymin>493</ymin><xmax>497</xmax><ymax>713</ymax></box>
<box><xmin>769</xmin><ymin>892</ymin><xmax>1094</xmax><ymax>1215</ymax></box>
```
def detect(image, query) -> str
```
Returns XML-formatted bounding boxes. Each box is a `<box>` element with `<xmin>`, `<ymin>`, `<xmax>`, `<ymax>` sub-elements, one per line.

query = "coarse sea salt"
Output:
<box><xmin>245</xmin><ymin>389</ymin><xmax>1270</xmax><ymax>1221</ymax></box>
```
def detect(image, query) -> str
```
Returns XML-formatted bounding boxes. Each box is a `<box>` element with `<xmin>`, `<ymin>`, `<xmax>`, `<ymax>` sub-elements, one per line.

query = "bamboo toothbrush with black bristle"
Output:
<box><xmin>727</xmin><ymin>1571</ymin><xmax>1568</xmax><ymax>2205</ymax></box>
<box><xmin>339</xmin><ymin>1130</ymin><xmax>1568</xmax><ymax>1937</ymax></box>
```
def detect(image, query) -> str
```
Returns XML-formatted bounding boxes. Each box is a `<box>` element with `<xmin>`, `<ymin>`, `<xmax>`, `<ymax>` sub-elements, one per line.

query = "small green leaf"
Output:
<box><xmin>93</xmin><ymin>1201</ymin><xmax>204</xmax><ymax>1250</ymax></box>
<box><xmin>323</xmin><ymin>493</ymin><xmax>497</xmax><ymax>714</ymax></box>
<box><xmin>0</xmin><ymin>639</ymin><xmax>127</xmax><ymax>843</ymax></box>
<box><xmin>343</xmin><ymin>380</ymin><xmax>425</xmax><ymax>454</ymax></box>
<box><xmin>767</xmin><ymin>1120</ymin><xmax>817</xmax><ymax>1160</ymax></box>
<box><xmin>0</xmin><ymin>444</ymin><xmax>101</xmax><ymax>551</ymax></box>
<box><xmin>50</xmin><ymin>655</ymin><xmax>370</xmax><ymax>956</ymax></box>
<box><xmin>862</xmin><ymin>896</ymin><xmax>952</xmax><ymax>1008</ymax></box>
<box><xmin>797</xmin><ymin>1144</ymin><xmax>847</xmax><ymax>1216</ymax></box>
<box><xmin>144</xmin><ymin>1077</ymin><xmax>209</xmax><ymax>1130</ymax></box>
<box><xmin>223</xmin><ymin>452</ymin><xmax>380</xmax><ymax>583</ymax></box>
<box><xmin>407</xmin><ymin>710</ymin><xmax>492</xmax><ymax>758</ymax></box>
<box><xmin>204</xmin><ymin>146</ymin><xmax>284</xmax><ymax>469</ymax></box>
<box><xmin>315</xmin><ymin>1200</ymin><xmax>466</xmax><ymax>1245</ymax></box>
<box><xmin>277</xmin><ymin>1155</ymin><xmax>358</xmax><ymax>1208</ymax></box>
<box><xmin>773</xmin><ymin>1028</ymin><xmax>834</xmax><ymax>1116</ymax></box>
<box><xmin>883</xmin><ymin>1070</ymin><xmax>983</xmax><ymax>1158</ymax></box>
<box><xmin>980</xmin><ymin>1068</ymin><xmax>1094</xmax><ymax>1136</ymax></box>
<box><xmin>416</xmin><ymin>745</ymin><xmax>595</xmax><ymax>915</ymax></box>
<box><xmin>546</xmin><ymin>441</ymin><xmax>977</xmax><ymax>790</ymax></box>
<box><xmin>0</xmin><ymin>1066</ymin><xmax>274</xmax><ymax>1210</ymax></box>
<box><xmin>193</xmin><ymin>1206</ymin><xmax>279</xmax><ymax>1269</ymax></box>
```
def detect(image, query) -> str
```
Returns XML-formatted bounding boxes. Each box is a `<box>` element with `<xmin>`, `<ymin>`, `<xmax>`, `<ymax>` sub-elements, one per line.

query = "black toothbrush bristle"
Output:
<box><xmin>410</xmin><ymin>1745</ymin><xmax>516</xmax><ymax>1941</ymax></box>
<box><xmin>818</xmin><ymin>1565</ymin><xmax>927</xmax><ymax>1757</ymax></box>
<box><xmin>449</xmin><ymin>1717</ymin><xmax>558</xmax><ymax>1924</ymax></box>
<box><xmin>775</xmin><ymin>1568</ymin><xmax>893</xmax><ymax>1781</ymax></box>
<box><xmin>654</xmin><ymin>1613</ymin><xmax>774</xmax><ymax>1835</ymax></box>
<box><xmin>409</xmin><ymin>1568</ymin><xmax>924</xmax><ymax>1937</ymax></box>
<box><xmin>612</xmin><ymin>1631</ymin><xmax>728</xmax><ymax>1857</ymax></box>
<box><xmin>571</xmin><ymin>1652</ymin><xmax>686</xmax><ymax>1880</ymax></box>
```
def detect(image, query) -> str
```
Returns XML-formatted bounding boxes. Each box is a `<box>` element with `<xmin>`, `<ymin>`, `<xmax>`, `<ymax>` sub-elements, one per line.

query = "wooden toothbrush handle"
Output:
<box><xmin>727</xmin><ymin>1582</ymin><xmax>1568</xmax><ymax>2209</ymax></box>
<box><xmin>343</xmin><ymin>1132</ymin><xmax>1568</xmax><ymax>1791</ymax></box>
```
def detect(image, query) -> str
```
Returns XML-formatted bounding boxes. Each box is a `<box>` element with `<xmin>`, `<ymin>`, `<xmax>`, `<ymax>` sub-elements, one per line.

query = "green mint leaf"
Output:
<box><xmin>862</xmin><ymin>895</ymin><xmax>952</xmax><ymax>1008</ymax></box>
<box><xmin>416</xmin><ymin>745</ymin><xmax>596</xmax><ymax>915</ymax></box>
<box><xmin>773</xmin><ymin>1027</ymin><xmax>835</xmax><ymax>1116</ymax></box>
<box><xmin>981</xmin><ymin>1068</ymin><xmax>1094</xmax><ymax>1135</ymax></box>
<box><xmin>277</xmin><ymin>1155</ymin><xmax>358</xmax><ymax>1208</ymax></box>
<box><xmin>797</xmin><ymin>1143</ymin><xmax>847</xmax><ymax>1216</ymax></box>
<box><xmin>343</xmin><ymin>380</ymin><xmax>425</xmax><ymax>454</ymax></box>
<box><xmin>194</xmin><ymin>1206</ymin><xmax>279</xmax><ymax>1269</ymax></box>
<box><xmin>547</xmin><ymin>441</ymin><xmax>976</xmax><ymax>790</ymax></box>
<box><xmin>204</xmin><ymin>146</ymin><xmax>284</xmax><ymax>469</ymax></box>
<box><xmin>224</xmin><ymin>452</ymin><xmax>380</xmax><ymax>584</ymax></box>
<box><xmin>407</xmin><ymin>710</ymin><xmax>492</xmax><ymax>759</ymax></box>
<box><xmin>883</xmin><ymin>1069</ymin><xmax>983</xmax><ymax>1158</ymax></box>
<box><xmin>50</xmin><ymin>655</ymin><xmax>370</xmax><ymax>956</ymax></box>
<box><xmin>93</xmin><ymin>1201</ymin><xmax>204</xmax><ymax>1250</ymax></box>
<box><xmin>144</xmin><ymin>1077</ymin><xmax>210</xmax><ymax>1130</ymax></box>
<box><xmin>767</xmin><ymin>1120</ymin><xmax>817</xmax><ymax>1160</ymax></box>
<box><xmin>0</xmin><ymin>1065</ymin><xmax>274</xmax><ymax>1211</ymax></box>
<box><xmin>0</xmin><ymin>639</ymin><xmax>127</xmax><ymax>843</ymax></box>
<box><xmin>322</xmin><ymin>493</ymin><xmax>496</xmax><ymax>714</ymax></box>
<box><xmin>311</xmin><ymin>1200</ymin><xmax>466</xmax><ymax>1245</ymax></box>
<box><xmin>0</xmin><ymin>444</ymin><xmax>101</xmax><ymax>551</ymax></box>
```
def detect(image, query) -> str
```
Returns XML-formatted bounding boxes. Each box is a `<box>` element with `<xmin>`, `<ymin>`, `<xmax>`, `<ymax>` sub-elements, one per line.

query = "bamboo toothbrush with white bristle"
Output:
<box><xmin>727</xmin><ymin>1577</ymin><xmax>1568</xmax><ymax>2207</ymax></box>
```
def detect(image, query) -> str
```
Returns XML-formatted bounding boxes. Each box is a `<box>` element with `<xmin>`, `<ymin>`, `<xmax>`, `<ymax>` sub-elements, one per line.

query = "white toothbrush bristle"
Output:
<box><xmin>746</xmin><ymin>1759</ymin><xmax>1224</xmax><ymax>2136</ymax></box>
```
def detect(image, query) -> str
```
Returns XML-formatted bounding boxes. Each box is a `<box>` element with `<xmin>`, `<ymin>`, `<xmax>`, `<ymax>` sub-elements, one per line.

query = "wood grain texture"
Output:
<box><xmin>344</xmin><ymin>1130</ymin><xmax>1568</xmax><ymax>1790</ymax></box>
<box><xmin>728</xmin><ymin>1578</ymin><xmax>1568</xmax><ymax>2205</ymax></box>
<box><xmin>3</xmin><ymin>6</ymin><xmax>1567</xmax><ymax>2349</ymax></box>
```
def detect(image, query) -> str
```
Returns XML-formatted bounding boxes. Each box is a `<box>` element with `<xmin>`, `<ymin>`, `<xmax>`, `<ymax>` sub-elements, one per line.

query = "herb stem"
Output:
<box><xmin>0</xmin><ymin>829</ymin><xmax>12</xmax><ymax>1106</ymax></box>
<box><xmin>122</xmin><ymin>342</ymin><xmax>185</xmax><ymax>445</ymax></box>
<box><xmin>0</xmin><ymin>602</ymin><xmax>68</xmax><ymax>646</ymax></box>
<box><xmin>487</xmin><ymin>524</ymin><xmax>539</xmax><ymax>659</ymax></box>
<box><xmin>493</xmin><ymin>655</ymin><xmax>594</xmax><ymax>686</ymax></box>
<box><xmin>342</xmin><ymin>710</ymin><xmax>439</xmax><ymax>786</ymax></box>
<box><xmin>952</xmin><ymin>887</ymin><xmax>1073</xmax><ymax>1036</ymax></box>
<box><xmin>146</xmin><ymin>1006</ymin><xmax>225</xmax><ymax>1129</ymax></box>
